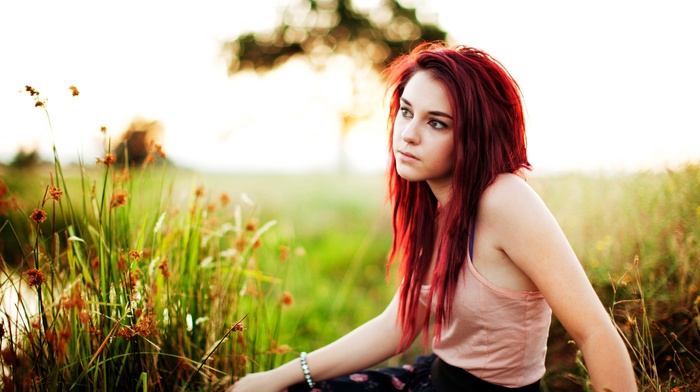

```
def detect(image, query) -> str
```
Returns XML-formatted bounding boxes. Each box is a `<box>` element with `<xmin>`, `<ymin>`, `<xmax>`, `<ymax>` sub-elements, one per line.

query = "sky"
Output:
<box><xmin>1</xmin><ymin>0</ymin><xmax>698</xmax><ymax>174</ymax></box>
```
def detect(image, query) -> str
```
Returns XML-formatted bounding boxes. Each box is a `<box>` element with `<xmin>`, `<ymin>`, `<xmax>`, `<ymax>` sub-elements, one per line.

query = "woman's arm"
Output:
<box><xmin>229</xmin><ymin>291</ymin><xmax>416</xmax><ymax>392</ymax></box>
<box><xmin>482</xmin><ymin>174</ymin><xmax>637</xmax><ymax>391</ymax></box>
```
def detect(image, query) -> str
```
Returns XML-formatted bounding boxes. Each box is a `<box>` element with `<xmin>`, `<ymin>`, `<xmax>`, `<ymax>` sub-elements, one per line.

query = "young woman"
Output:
<box><xmin>229</xmin><ymin>42</ymin><xmax>637</xmax><ymax>392</ymax></box>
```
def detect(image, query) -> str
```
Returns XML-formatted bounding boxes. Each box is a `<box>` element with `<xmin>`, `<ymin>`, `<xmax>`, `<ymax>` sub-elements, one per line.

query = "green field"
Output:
<box><xmin>1</xmin><ymin>159</ymin><xmax>699</xmax><ymax>391</ymax></box>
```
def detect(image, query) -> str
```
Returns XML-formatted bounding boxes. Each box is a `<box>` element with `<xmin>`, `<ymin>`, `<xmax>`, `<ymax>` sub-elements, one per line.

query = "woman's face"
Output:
<box><xmin>393</xmin><ymin>71</ymin><xmax>455</xmax><ymax>190</ymax></box>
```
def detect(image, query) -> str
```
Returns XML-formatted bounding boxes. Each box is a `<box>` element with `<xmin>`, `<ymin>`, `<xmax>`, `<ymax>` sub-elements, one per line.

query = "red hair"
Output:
<box><xmin>384</xmin><ymin>42</ymin><xmax>530</xmax><ymax>351</ymax></box>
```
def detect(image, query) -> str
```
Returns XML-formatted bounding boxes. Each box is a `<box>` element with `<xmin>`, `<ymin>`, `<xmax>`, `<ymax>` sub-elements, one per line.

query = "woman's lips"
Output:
<box><xmin>397</xmin><ymin>149</ymin><xmax>419</xmax><ymax>162</ymax></box>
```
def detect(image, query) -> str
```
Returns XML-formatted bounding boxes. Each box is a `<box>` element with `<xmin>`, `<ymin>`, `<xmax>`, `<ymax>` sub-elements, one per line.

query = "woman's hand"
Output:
<box><xmin>227</xmin><ymin>370</ymin><xmax>288</xmax><ymax>392</ymax></box>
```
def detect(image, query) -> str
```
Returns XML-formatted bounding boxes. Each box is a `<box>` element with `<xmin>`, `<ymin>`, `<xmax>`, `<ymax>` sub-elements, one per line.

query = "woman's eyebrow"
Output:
<box><xmin>400</xmin><ymin>97</ymin><xmax>453</xmax><ymax>119</ymax></box>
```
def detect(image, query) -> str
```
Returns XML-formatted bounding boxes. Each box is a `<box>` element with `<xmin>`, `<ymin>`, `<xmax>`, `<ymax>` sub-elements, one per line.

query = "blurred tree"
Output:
<box><xmin>223</xmin><ymin>0</ymin><xmax>448</xmax><ymax>171</ymax></box>
<box><xmin>10</xmin><ymin>148</ymin><xmax>41</xmax><ymax>169</ymax></box>
<box><xmin>115</xmin><ymin>117</ymin><xmax>164</xmax><ymax>167</ymax></box>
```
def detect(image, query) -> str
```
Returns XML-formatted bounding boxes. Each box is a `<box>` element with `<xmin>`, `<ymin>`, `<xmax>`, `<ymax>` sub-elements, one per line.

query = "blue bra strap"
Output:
<box><xmin>469</xmin><ymin>218</ymin><xmax>476</xmax><ymax>262</ymax></box>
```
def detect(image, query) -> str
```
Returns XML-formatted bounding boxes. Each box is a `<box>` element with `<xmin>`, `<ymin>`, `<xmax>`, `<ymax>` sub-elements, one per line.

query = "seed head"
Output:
<box><xmin>268</xmin><ymin>342</ymin><xmax>291</xmax><ymax>354</ymax></box>
<box><xmin>117</xmin><ymin>326</ymin><xmax>136</xmax><ymax>339</ymax></box>
<box><xmin>279</xmin><ymin>245</ymin><xmax>290</xmax><ymax>261</ymax></box>
<box><xmin>110</xmin><ymin>190</ymin><xmax>130</xmax><ymax>208</ymax></box>
<box><xmin>114</xmin><ymin>169</ymin><xmax>131</xmax><ymax>183</ymax></box>
<box><xmin>154</xmin><ymin>144</ymin><xmax>166</xmax><ymax>159</ymax></box>
<box><xmin>25</xmin><ymin>268</ymin><xmax>46</xmax><ymax>288</ymax></box>
<box><xmin>79</xmin><ymin>310</ymin><xmax>90</xmax><ymax>325</ymax></box>
<box><xmin>30</xmin><ymin>208</ymin><xmax>48</xmax><ymax>224</ymax></box>
<box><xmin>219</xmin><ymin>192</ymin><xmax>230</xmax><ymax>206</ymax></box>
<box><xmin>48</xmin><ymin>185</ymin><xmax>63</xmax><ymax>201</ymax></box>
<box><xmin>132</xmin><ymin>312</ymin><xmax>158</xmax><ymax>337</ymax></box>
<box><xmin>103</xmin><ymin>153</ymin><xmax>116</xmax><ymax>166</ymax></box>
<box><xmin>158</xmin><ymin>259</ymin><xmax>171</xmax><ymax>278</ymax></box>
<box><xmin>280</xmin><ymin>291</ymin><xmax>294</xmax><ymax>306</ymax></box>
<box><xmin>128</xmin><ymin>250</ymin><xmax>141</xmax><ymax>260</ymax></box>
<box><xmin>25</xmin><ymin>85</ymin><xmax>39</xmax><ymax>96</ymax></box>
<box><xmin>100</xmin><ymin>126</ymin><xmax>107</xmax><ymax>134</ymax></box>
<box><xmin>117</xmin><ymin>256</ymin><xmax>127</xmax><ymax>272</ymax></box>
<box><xmin>69</xmin><ymin>85</ymin><xmax>80</xmax><ymax>96</ymax></box>
<box><xmin>246</xmin><ymin>218</ymin><xmax>258</xmax><ymax>232</ymax></box>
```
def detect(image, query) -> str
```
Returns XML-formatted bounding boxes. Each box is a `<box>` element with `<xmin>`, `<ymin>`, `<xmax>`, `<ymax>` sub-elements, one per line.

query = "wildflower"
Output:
<box><xmin>69</xmin><ymin>85</ymin><xmax>80</xmax><ymax>96</ymax></box>
<box><xmin>25</xmin><ymin>268</ymin><xmax>46</xmax><ymax>288</ymax></box>
<box><xmin>0</xmin><ymin>182</ymin><xmax>14</xmax><ymax>215</ymax></box>
<box><xmin>117</xmin><ymin>256</ymin><xmax>127</xmax><ymax>272</ymax></box>
<box><xmin>114</xmin><ymin>169</ymin><xmax>131</xmax><ymax>183</ymax></box>
<box><xmin>30</xmin><ymin>208</ymin><xmax>47</xmax><ymax>224</ymax></box>
<box><xmin>79</xmin><ymin>310</ymin><xmax>90</xmax><ymax>325</ymax></box>
<box><xmin>62</xmin><ymin>283</ymin><xmax>85</xmax><ymax>310</ymax></box>
<box><xmin>234</xmin><ymin>235</ymin><xmax>247</xmax><ymax>251</ymax></box>
<box><xmin>110</xmin><ymin>190</ymin><xmax>130</xmax><ymax>208</ymax></box>
<box><xmin>154</xmin><ymin>143</ymin><xmax>166</xmax><ymax>159</ymax></box>
<box><xmin>1</xmin><ymin>347</ymin><xmax>19</xmax><ymax>366</ymax></box>
<box><xmin>117</xmin><ymin>326</ymin><xmax>136</xmax><ymax>339</ymax></box>
<box><xmin>246</xmin><ymin>218</ymin><xmax>258</xmax><ymax>232</ymax></box>
<box><xmin>267</xmin><ymin>342</ymin><xmax>292</xmax><ymax>354</ymax></box>
<box><xmin>132</xmin><ymin>312</ymin><xmax>158</xmax><ymax>337</ymax></box>
<box><xmin>279</xmin><ymin>245</ymin><xmax>290</xmax><ymax>261</ymax></box>
<box><xmin>47</xmin><ymin>185</ymin><xmax>63</xmax><ymax>201</ymax></box>
<box><xmin>158</xmin><ymin>259</ymin><xmax>171</xmax><ymax>278</ymax></box>
<box><xmin>280</xmin><ymin>291</ymin><xmax>294</xmax><ymax>306</ymax></box>
<box><xmin>219</xmin><ymin>192</ymin><xmax>230</xmax><ymax>206</ymax></box>
<box><xmin>55</xmin><ymin>327</ymin><xmax>71</xmax><ymax>360</ymax></box>
<box><xmin>128</xmin><ymin>250</ymin><xmax>141</xmax><ymax>260</ymax></box>
<box><xmin>103</xmin><ymin>153</ymin><xmax>116</xmax><ymax>166</ymax></box>
<box><xmin>25</xmin><ymin>85</ymin><xmax>39</xmax><ymax>96</ymax></box>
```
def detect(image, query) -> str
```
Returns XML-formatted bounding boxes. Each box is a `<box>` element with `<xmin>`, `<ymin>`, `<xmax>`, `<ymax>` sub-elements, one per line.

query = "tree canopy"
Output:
<box><xmin>223</xmin><ymin>0</ymin><xmax>448</xmax><ymax>75</ymax></box>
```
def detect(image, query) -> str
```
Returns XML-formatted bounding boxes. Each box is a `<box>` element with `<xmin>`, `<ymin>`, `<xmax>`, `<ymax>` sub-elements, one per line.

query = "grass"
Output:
<box><xmin>1</xmin><ymin>86</ymin><xmax>699</xmax><ymax>390</ymax></box>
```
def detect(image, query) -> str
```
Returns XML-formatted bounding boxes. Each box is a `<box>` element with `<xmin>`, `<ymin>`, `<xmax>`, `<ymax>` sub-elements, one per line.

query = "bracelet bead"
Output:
<box><xmin>300</xmin><ymin>351</ymin><xmax>316</xmax><ymax>388</ymax></box>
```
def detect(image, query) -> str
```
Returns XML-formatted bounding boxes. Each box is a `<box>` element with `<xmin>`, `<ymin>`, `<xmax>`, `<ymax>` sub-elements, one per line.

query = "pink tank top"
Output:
<box><xmin>420</xmin><ymin>258</ymin><xmax>552</xmax><ymax>387</ymax></box>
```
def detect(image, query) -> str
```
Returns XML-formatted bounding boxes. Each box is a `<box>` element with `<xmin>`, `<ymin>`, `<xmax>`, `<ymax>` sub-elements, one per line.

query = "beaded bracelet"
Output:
<box><xmin>300</xmin><ymin>351</ymin><xmax>316</xmax><ymax>388</ymax></box>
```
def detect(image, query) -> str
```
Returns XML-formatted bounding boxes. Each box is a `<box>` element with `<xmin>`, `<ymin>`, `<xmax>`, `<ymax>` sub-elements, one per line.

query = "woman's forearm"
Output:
<box><xmin>579</xmin><ymin>328</ymin><xmax>637</xmax><ymax>391</ymax></box>
<box><xmin>269</xmin><ymin>306</ymin><xmax>405</xmax><ymax>387</ymax></box>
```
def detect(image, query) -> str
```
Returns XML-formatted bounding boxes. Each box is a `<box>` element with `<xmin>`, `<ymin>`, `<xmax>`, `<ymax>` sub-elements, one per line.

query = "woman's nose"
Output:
<box><xmin>401</xmin><ymin>121</ymin><xmax>419</xmax><ymax>144</ymax></box>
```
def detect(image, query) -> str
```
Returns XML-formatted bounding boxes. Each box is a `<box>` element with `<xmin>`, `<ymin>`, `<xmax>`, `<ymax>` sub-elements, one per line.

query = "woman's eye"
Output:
<box><xmin>429</xmin><ymin>120</ymin><xmax>447</xmax><ymax>130</ymax></box>
<box><xmin>399</xmin><ymin>107</ymin><xmax>412</xmax><ymax>118</ymax></box>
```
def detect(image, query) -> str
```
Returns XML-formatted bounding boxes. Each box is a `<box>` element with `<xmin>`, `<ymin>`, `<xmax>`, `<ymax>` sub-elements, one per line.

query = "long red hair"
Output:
<box><xmin>384</xmin><ymin>42</ymin><xmax>531</xmax><ymax>351</ymax></box>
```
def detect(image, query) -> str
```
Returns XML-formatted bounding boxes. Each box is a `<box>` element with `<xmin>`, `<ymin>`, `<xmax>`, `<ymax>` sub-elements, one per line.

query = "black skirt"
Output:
<box><xmin>288</xmin><ymin>354</ymin><xmax>540</xmax><ymax>392</ymax></box>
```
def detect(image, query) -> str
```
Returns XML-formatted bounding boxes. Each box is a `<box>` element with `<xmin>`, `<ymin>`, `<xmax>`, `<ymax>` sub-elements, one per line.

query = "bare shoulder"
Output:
<box><xmin>479</xmin><ymin>173</ymin><xmax>545</xmax><ymax>217</ymax></box>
